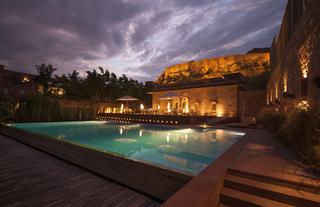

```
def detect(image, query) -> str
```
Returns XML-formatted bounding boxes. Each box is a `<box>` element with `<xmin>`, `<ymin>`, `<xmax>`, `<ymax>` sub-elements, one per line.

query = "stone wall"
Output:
<box><xmin>239</xmin><ymin>90</ymin><xmax>266</xmax><ymax>117</ymax></box>
<box><xmin>152</xmin><ymin>85</ymin><xmax>238</xmax><ymax>117</ymax></box>
<box><xmin>267</xmin><ymin>0</ymin><xmax>320</xmax><ymax>107</ymax></box>
<box><xmin>157</xmin><ymin>52</ymin><xmax>270</xmax><ymax>84</ymax></box>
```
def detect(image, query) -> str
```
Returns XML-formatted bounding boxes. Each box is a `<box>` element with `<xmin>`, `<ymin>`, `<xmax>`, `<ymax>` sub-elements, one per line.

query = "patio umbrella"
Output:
<box><xmin>117</xmin><ymin>96</ymin><xmax>139</xmax><ymax>111</ymax></box>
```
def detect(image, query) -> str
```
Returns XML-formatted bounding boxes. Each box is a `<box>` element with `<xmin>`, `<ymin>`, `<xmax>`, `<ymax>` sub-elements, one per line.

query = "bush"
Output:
<box><xmin>14</xmin><ymin>95</ymin><xmax>60</xmax><ymax>122</ymax></box>
<box><xmin>0</xmin><ymin>102</ymin><xmax>15</xmax><ymax>123</ymax></box>
<box><xmin>260</xmin><ymin>106</ymin><xmax>320</xmax><ymax>167</ymax></box>
<box><xmin>257</xmin><ymin>111</ymin><xmax>286</xmax><ymax>133</ymax></box>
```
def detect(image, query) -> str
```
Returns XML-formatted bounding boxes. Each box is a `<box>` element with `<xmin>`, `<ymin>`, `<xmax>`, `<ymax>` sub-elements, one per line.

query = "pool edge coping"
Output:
<box><xmin>0</xmin><ymin>124</ymin><xmax>192</xmax><ymax>201</ymax></box>
<box><xmin>162</xmin><ymin>128</ymin><xmax>253</xmax><ymax>207</ymax></box>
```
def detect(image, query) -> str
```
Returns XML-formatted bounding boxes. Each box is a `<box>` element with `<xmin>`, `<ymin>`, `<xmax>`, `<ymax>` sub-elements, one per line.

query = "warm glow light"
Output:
<box><xmin>22</xmin><ymin>76</ymin><xmax>30</xmax><ymax>83</ymax></box>
<box><xmin>216</xmin><ymin>104</ymin><xmax>224</xmax><ymax>117</ymax></box>
<box><xmin>57</xmin><ymin>88</ymin><xmax>65</xmax><ymax>96</ymax></box>
<box><xmin>299</xmin><ymin>49</ymin><xmax>310</xmax><ymax>79</ymax></box>
<box><xmin>215</xmin><ymin>129</ymin><xmax>225</xmax><ymax>141</ymax></box>
<box><xmin>185</xmin><ymin>102</ymin><xmax>189</xmax><ymax>113</ymax></box>
<box><xmin>275</xmin><ymin>82</ymin><xmax>279</xmax><ymax>99</ymax></box>
<box><xmin>167</xmin><ymin>102</ymin><xmax>171</xmax><ymax>113</ymax></box>
<box><xmin>120</xmin><ymin>104</ymin><xmax>124</xmax><ymax>113</ymax></box>
<box><xmin>283</xmin><ymin>72</ymin><xmax>288</xmax><ymax>92</ymax></box>
<box><xmin>157</xmin><ymin>104</ymin><xmax>160</xmax><ymax>111</ymax></box>
<box><xmin>302</xmin><ymin>70</ymin><xmax>308</xmax><ymax>78</ymax></box>
<box><xmin>296</xmin><ymin>100</ymin><xmax>309</xmax><ymax>111</ymax></box>
<box><xmin>200</xmin><ymin>124</ymin><xmax>208</xmax><ymax>128</ymax></box>
<box><xmin>140</xmin><ymin>104</ymin><xmax>144</xmax><ymax>111</ymax></box>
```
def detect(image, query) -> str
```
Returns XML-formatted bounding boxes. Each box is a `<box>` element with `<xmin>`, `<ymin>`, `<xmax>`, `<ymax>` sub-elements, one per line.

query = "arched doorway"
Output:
<box><xmin>210</xmin><ymin>101</ymin><xmax>217</xmax><ymax>115</ymax></box>
<box><xmin>181</xmin><ymin>96</ymin><xmax>189</xmax><ymax>113</ymax></box>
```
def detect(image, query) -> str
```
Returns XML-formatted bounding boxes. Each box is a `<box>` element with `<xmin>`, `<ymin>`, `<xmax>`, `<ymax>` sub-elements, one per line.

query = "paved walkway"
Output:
<box><xmin>0</xmin><ymin>135</ymin><xmax>161</xmax><ymax>207</ymax></box>
<box><xmin>163</xmin><ymin>128</ymin><xmax>320</xmax><ymax>207</ymax></box>
<box><xmin>231</xmin><ymin>129</ymin><xmax>320</xmax><ymax>188</ymax></box>
<box><xmin>230</xmin><ymin>128</ymin><xmax>320</xmax><ymax>182</ymax></box>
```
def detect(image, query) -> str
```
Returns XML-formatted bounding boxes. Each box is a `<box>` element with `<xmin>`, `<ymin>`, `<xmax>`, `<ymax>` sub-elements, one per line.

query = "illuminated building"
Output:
<box><xmin>150</xmin><ymin>48</ymin><xmax>271</xmax><ymax>117</ymax></box>
<box><xmin>0</xmin><ymin>65</ymin><xmax>38</xmax><ymax>98</ymax></box>
<box><xmin>267</xmin><ymin>0</ymin><xmax>320</xmax><ymax>107</ymax></box>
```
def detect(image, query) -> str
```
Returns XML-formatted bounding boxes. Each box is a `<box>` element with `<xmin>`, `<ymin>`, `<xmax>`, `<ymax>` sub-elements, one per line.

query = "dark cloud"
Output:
<box><xmin>0</xmin><ymin>0</ymin><xmax>287</xmax><ymax>81</ymax></box>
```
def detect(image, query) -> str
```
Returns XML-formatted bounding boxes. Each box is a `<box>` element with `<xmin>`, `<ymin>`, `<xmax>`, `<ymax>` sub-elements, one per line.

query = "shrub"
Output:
<box><xmin>0</xmin><ymin>102</ymin><xmax>15</xmax><ymax>123</ymax></box>
<box><xmin>260</xmin><ymin>105</ymin><xmax>320</xmax><ymax>167</ymax></box>
<box><xmin>258</xmin><ymin>111</ymin><xmax>286</xmax><ymax>133</ymax></box>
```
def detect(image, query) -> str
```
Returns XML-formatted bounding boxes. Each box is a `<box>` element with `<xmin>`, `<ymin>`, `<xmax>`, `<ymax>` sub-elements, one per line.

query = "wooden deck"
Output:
<box><xmin>0</xmin><ymin>135</ymin><xmax>161</xmax><ymax>207</ymax></box>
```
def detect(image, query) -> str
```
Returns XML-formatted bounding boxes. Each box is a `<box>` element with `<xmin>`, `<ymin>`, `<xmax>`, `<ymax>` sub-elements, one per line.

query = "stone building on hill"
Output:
<box><xmin>157</xmin><ymin>49</ymin><xmax>270</xmax><ymax>85</ymax></box>
<box><xmin>150</xmin><ymin>49</ymin><xmax>270</xmax><ymax>117</ymax></box>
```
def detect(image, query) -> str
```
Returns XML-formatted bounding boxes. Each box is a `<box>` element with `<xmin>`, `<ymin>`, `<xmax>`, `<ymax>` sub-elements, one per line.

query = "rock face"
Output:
<box><xmin>157</xmin><ymin>51</ymin><xmax>270</xmax><ymax>84</ymax></box>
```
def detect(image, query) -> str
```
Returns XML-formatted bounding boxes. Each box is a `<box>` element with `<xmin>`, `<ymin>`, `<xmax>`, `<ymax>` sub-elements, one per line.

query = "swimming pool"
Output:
<box><xmin>12</xmin><ymin>121</ymin><xmax>245</xmax><ymax>175</ymax></box>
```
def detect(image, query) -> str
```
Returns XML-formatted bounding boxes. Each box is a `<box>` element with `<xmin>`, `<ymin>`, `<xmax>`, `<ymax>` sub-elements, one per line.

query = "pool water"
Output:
<box><xmin>12</xmin><ymin>121</ymin><xmax>245</xmax><ymax>175</ymax></box>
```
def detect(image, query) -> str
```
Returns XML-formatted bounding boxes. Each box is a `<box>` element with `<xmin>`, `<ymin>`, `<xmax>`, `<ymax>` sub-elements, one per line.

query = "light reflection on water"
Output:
<box><xmin>12</xmin><ymin>121</ymin><xmax>245</xmax><ymax>175</ymax></box>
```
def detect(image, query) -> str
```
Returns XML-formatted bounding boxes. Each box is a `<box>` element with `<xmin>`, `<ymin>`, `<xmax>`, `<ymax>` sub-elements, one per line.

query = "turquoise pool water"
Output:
<box><xmin>12</xmin><ymin>121</ymin><xmax>245</xmax><ymax>175</ymax></box>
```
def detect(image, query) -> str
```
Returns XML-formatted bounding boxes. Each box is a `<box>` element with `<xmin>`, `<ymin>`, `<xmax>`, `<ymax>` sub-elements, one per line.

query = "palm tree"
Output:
<box><xmin>35</xmin><ymin>63</ymin><xmax>57</xmax><ymax>94</ymax></box>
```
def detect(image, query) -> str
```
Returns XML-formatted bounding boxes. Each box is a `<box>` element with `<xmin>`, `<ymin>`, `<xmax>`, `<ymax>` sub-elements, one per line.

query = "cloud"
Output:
<box><xmin>0</xmin><ymin>0</ymin><xmax>287</xmax><ymax>81</ymax></box>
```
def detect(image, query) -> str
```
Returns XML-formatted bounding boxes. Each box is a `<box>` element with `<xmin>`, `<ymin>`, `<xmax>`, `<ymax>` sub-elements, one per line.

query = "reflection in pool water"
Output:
<box><xmin>12</xmin><ymin>121</ymin><xmax>245</xmax><ymax>175</ymax></box>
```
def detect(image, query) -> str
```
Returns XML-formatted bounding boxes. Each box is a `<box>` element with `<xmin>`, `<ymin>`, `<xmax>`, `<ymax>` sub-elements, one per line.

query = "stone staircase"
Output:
<box><xmin>218</xmin><ymin>168</ymin><xmax>320</xmax><ymax>207</ymax></box>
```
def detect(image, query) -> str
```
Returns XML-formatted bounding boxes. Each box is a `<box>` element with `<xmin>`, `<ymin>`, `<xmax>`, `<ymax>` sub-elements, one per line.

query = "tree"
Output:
<box><xmin>55</xmin><ymin>70</ymin><xmax>84</xmax><ymax>100</ymax></box>
<box><xmin>53</xmin><ymin>66</ymin><xmax>151</xmax><ymax>104</ymax></box>
<box><xmin>35</xmin><ymin>64</ymin><xmax>57</xmax><ymax>94</ymax></box>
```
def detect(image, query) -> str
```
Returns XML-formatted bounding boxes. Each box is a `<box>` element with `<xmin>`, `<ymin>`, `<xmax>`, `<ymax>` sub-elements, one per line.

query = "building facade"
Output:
<box><xmin>151</xmin><ymin>48</ymin><xmax>271</xmax><ymax>118</ymax></box>
<box><xmin>267</xmin><ymin>0</ymin><xmax>320</xmax><ymax>108</ymax></box>
<box><xmin>151</xmin><ymin>74</ymin><xmax>244</xmax><ymax>117</ymax></box>
<box><xmin>0</xmin><ymin>65</ymin><xmax>39</xmax><ymax>99</ymax></box>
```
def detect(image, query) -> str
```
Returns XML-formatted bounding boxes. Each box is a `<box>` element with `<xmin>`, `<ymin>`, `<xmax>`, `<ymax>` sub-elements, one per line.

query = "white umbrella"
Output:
<box><xmin>117</xmin><ymin>96</ymin><xmax>139</xmax><ymax>111</ymax></box>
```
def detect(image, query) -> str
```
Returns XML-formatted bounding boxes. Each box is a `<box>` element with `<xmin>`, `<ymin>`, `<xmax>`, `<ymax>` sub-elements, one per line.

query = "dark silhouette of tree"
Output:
<box><xmin>41</xmin><ymin>64</ymin><xmax>151</xmax><ymax>106</ymax></box>
<box><xmin>35</xmin><ymin>63</ymin><xmax>57</xmax><ymax>94</ymax></box>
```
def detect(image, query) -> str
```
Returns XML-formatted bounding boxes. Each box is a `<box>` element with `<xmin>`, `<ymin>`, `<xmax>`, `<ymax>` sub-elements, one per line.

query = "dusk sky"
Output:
<box><xmin>0</xmin><ymin>0</ymin><xmax>287</xmax><ymax>81</ymax></box>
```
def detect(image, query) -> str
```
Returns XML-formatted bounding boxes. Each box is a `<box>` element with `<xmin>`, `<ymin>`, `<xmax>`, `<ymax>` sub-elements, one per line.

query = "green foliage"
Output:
<box><xmin>14</xmin><ymin>95</ymin><xmax>60</xmax><ymax>122</ymax></box>
<box><xmin>14</xmin><ymin>95</ymin><xmax>97</xmax><ymax>122</ymax></box>
<box><xmin>35</xmin><ymin>63</ymin><xmax>57</xmax><ymax>94</ymax></box>
<box><xmin>259</xmin><ymin>107</ymin><xmax>320</xmax><ymax>167</ymax></box>
<box><xmin>0</xmin><ymin>102</ymin><xmax>15</xmax><ymax>123</ymax></box>
<box><xmin>258</xmin><ymin>111</ymin><xmax>286</xmax><ymax>133</ymax></box>
<box><xmin>54</xmin><ymin>66</ymin><xmax>151</xmax><ymax>105</ymax></box>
